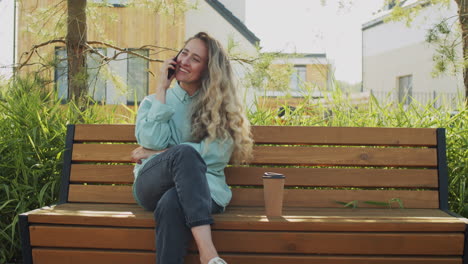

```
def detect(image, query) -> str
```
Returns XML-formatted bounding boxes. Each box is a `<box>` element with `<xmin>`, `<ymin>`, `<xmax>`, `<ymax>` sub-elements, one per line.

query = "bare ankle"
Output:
<box><xmin>199</xmin><ymin>250</ymin><xmax>218</xmax><ymax>264</ymax></box>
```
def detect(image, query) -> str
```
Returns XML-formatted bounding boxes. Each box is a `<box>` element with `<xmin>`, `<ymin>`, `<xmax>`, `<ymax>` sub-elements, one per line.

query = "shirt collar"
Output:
<box><xmin>173</xmin><ymin>82</ymin><xmax>199</xmax><ymax>103</ymax></box>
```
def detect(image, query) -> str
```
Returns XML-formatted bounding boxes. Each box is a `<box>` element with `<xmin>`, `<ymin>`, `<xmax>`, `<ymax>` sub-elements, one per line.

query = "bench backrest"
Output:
<box><xmin>60</xmin><ymin>124</ymin><xmax>448</xmax><ymax>209</ymax></box>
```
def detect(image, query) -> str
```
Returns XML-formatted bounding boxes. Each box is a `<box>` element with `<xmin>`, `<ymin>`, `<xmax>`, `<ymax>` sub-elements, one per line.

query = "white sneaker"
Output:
<box><xmin>207</xmin><ymin>257</ymin><xmax>227</xmax><ymax>264</ymax></box>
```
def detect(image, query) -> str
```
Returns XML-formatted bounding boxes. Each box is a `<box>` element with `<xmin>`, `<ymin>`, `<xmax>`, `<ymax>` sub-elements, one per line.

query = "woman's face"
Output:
<box><xmin>175</xmin><ymin>38</ymin><xmax>208</xmax><ymax>85</ymax></box>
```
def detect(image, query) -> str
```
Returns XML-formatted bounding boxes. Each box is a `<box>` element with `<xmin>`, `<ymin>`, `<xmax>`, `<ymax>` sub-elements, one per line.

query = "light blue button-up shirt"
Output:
<box><xmin>133</xmin><ymin>82</ymin><xmax>234</xmax><ymax>208</ymax></box>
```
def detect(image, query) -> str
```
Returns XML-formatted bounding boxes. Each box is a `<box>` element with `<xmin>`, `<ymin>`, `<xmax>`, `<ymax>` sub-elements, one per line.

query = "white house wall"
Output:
<box><xmin>0</xmin><ymin>0</ymin><xmax>15</xmax><ymax>79</ymax></box>
<box><xmin>363</xmin><ymin>3</ymin><xmax>456</xmax><ymax>57</ymax></box>
<box><xmin>362</xmin><ymin>1</ymin><xmax>463</xmax><ymax>107</ymax></box>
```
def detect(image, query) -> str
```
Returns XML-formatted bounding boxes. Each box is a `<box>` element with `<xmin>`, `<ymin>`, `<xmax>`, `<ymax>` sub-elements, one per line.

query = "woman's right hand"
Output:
<box><xmin>157</xmin><ymin>58</ymin><xmax>178</xmax><ymax>92</ymax></box>
<box><xmin>131</xmin><ymin>146</ymin><xmax>167</xmax><ymax>164</ymax></box>
<box><xmin>154</xmin><ymin>58</ymin><xmax>178</xmax><ymax>104</ymax></box>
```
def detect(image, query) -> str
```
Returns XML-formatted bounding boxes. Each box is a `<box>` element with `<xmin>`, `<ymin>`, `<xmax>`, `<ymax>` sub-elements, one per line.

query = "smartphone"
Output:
<box><xmin>167</xmin><ymin>49</ymin><xmax>182</xmax><ymax>79</ymax></box>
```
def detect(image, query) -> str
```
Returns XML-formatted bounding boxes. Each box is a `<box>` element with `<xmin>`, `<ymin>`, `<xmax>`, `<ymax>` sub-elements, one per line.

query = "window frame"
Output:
<box><xmin>290</xmin><ymin>64</ymin><xmax>307</xmax><ymax>92</ymax></box>
<box><xmin>398</xmin><ymin>74</ymin><xmax>413</xmax><ymax>105</ymax></box>
<box><xmin>126</xmin><ymin>48</ymin><xmax>149</xmax><ymax>106</ymax></box>
<box><xmin>54</xmin><ymin>46</ymin><xmax>150</xmax><ymax>105</ymax></box>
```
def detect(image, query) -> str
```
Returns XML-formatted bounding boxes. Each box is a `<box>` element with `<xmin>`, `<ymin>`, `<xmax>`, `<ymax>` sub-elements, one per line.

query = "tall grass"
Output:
<box><xmin>0</xmin><ymin>77</ymin><xmax>135</xmax><ymax>263</ymax></box>
<box><xmin>249</xmin><ymin>88</ymin><xmax>467</xmax><ymax>216</ymax></box>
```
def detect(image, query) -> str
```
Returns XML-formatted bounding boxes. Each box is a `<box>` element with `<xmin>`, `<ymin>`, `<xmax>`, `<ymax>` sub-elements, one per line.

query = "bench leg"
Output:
<box><xmin>19</xmin><ymin>214</ymin><xmax>33</xmax><ymax>264</ymax></box>
<box><xmin>464</xmin><ymin>224</ymin><xmax>468</xmax><ymax>264</ymax></box>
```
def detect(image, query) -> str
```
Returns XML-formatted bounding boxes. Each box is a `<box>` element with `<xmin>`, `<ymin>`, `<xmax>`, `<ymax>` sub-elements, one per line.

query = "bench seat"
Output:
<box><xmin>27</xmin><ymin>203</ymin><xmax>467</xmax><ymax>232</ymax></box>
<box><xmin>19</xmin><ymin>125</ymin><xmax>468</xmax><ymax>264</ymax></box>
<box><xmin>24</xmin><ymin>203</ymin><xmax>466</xmax><ymax>264</ymax></box>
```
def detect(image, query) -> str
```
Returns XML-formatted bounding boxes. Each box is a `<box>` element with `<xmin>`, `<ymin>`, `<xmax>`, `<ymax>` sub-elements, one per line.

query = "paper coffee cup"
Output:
<box><xmin>263</xmin><ymin>172</ymin><xmax>285</xmax><ymax>217</ymax></box>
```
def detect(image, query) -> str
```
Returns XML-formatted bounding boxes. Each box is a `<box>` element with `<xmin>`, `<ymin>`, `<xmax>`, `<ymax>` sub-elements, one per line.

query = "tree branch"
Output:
<box><xmin>87</xmin><ymin>41</ymin><xmax>166</xmax><ymax>62</ymax></box>
<box><xmin>16</xmin><ymin>38</ymin><xmax>259</xmax><ymax>77</ymax></box>
<box><xmin>17</xmin><ymin>39</ymin><xmax>66</xmax><ymax>71</ymax></box>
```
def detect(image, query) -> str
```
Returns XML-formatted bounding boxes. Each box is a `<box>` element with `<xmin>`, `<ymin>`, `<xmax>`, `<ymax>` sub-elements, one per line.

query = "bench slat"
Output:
<box><xmin>27</xmin><ymin>204</ymin><xmax>466</xmax><ymax>232</ymax></box>
<box><xmin>72</xmin><ymin>144</ymin><xmax>136</xmax><ymax>163</ymax></box>
<box><xmin>33</xmin><ymin>248</ymin><xmax>155</xmax><ymax>264</ymax></box>
<box><xmin>225</xmin><ymin>167</ymin><xmax>439</xmax><ymax>188</ymax></box>
<box><xmin>32</xmin><ymin>248</ymin><xmax>461</xmax><ymax>264</ymax></box>
<box><xmin>74</xmin><ymin>125</ymin><xmax>437</xmax><ymax>146</ymax></box>
<box><xmin>251</xmin><ymin>126</ymin><xmax>437</xmax><ymax>146</ymax></box>
<box><xmin>70</xmin><ymin>164</ymin><xmax>439</xmax><ymax>188</ymax></box>
<box><xmin>230</xmin><ymin>188</ymin><xmax>439</xmax><ymax>209</ymax></box>
<box><xmin>70</xmin><ymin>164</ymin><xmax>135</xmax><ymax>184</ymax></box>
<box><xmin>29</xmin><ymin>225</ymin><xmax>464</xmax><ymax>255</ymax></box>
<box><xmin>67</xmin><ymin>185</ymin><xmax>439</xmax><ymax>208</ymax></box>
<box><xmin>200</xmin><ymin>254</ymin><xmax>461</xmax><ymax>264</ymax></box>
<box><xmin>252</xmin><ymin>146</ymin><xmax>437</xmax><ymax>167</ymax></box>
<box><xmin>30</xmin><ymin>225</ymin><xmax>155</xmax><ymax>250</ymax></box>
<box><xmin>72</xmin><ymin>144</ymin><xmax>437</xmax><ymax>167</ymax></box>
<box><xmin>75</xmin><ymin>124</ymin><xmax>136</xmax><ymax>142</ymax></box>
<box><xmin>213</xmin><ymin>231</ymin><xmax>464</xmax><ymax>255</ymax></box>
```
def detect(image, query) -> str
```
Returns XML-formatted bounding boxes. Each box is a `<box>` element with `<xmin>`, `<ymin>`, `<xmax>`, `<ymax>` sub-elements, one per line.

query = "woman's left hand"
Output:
<box><xmin>131</xmin><ymin>146</ymin><xmax>167</xmax><ymax>164</ymax></box>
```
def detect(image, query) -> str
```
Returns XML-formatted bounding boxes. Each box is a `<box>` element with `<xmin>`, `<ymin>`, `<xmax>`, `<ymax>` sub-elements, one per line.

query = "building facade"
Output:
<box><xmin>362</xmin><ymin>0</ymin><xmax>464</xmax><ymax>108</ymax></box>
<box><xmin>257</xmin><ymin>53</ymin><xmax>331</xmax><ymax>112</ymax></box>
<box><xmin>17</xmin><ymin>0</ymin><xmax>259</xmax><ymax>106</ymax></box>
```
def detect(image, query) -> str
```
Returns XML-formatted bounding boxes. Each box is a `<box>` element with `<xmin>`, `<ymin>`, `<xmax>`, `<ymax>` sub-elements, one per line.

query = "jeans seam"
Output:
<box><xmin>138</xmin><ymin>154</ymin><xmax>172</xmax><ymax>177</ymax></box>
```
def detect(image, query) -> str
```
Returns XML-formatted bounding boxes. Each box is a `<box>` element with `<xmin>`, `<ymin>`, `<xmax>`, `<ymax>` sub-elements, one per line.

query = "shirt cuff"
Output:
<box><xmin>146</xmin><ymin>96</ymin><xmax>175</xmax><ymax>122</ymax></box>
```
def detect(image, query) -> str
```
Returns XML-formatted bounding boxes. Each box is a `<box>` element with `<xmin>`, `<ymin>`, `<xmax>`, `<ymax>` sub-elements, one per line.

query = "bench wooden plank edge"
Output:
<box><xmin>74</xmin><ymin>124</ymin><xmax>438</xmax><ymax>146</ymax></box>
<box><xmin>32</xmin><ymin>248</ymin><xmax>462</xmax><ymax>264</ymax></box>
<box><xmin>59</xmin><ymin>124</ymin><xmax>75</xmax><ymax>204</ymax></box>
<box><xmin>26</xmin><ymin>212</ymin><xmax>467</xmax><ymax>232</ymax></box>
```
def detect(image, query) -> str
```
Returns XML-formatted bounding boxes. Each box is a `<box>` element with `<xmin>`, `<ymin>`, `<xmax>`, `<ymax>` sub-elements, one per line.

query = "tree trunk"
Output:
<box><xmin>455</xmin><ymin>0</ymin><xmax>468</xmax><ymax>105</ymax></box>
<box><xmin>66</xmin><ymin>0</ymin><xmax>87</xmax><ymax>106</ymax></box>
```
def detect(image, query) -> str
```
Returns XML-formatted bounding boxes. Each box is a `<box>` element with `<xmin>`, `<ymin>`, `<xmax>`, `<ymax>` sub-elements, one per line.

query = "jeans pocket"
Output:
<box><xmin>138</xmin><ymin>154</ymin><xmax>169</xmax><ymax>177</ymax></box>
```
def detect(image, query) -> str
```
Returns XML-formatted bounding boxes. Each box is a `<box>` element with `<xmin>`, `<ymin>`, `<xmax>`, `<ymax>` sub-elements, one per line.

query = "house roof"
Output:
<box><xmin>205</xmin><ymin>0</ymin><xmax>260</xmax><ymax>45</ymax></box>
<box><xmin>299</xmin><ymin>53</ymin><xmax>326</xmax><ymax>58</ymax></box>
<box><xmin>362</xmin><ymin>0</ymin><xmax>430</xmax><ymax>31</ymax></box>
<box><xmin>268</xmin><ymin>52</ymin><xmax>329</xmax><ymax>66</ymax></box>
<box><xmin>266</xmin><ymin>52</ymin><xmax>327</xmax><ymax>58</ymax></box>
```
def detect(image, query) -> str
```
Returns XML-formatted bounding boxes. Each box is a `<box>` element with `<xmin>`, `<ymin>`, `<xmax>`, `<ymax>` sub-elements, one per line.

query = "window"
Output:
<box><xmin>398</xmin><ymin>75</ymin><xmax>413</xmax><ymax>105</ymax></box>
<box><xmin>127</xmin><ymin>49</ymin><xmax>149</xmax><ymax>105</ymax></box>
<box><xmin>54</xmin><ymin>47</ymin><xmax>149</xmax><ymax>104</ymax></box>
<box><xmin>290</xmin><ymin>65</ymin><xmax>306</xmax><ymax>91</ymax></box>
<box><xmin>54</xmin><ymin>48</ymin><xmax>68</xmax><ymax>101</ymax></box>
<box><xmin>87</xmin><ymin>48</ymin><xmax>107</xmax><ymax>102</ymax></box>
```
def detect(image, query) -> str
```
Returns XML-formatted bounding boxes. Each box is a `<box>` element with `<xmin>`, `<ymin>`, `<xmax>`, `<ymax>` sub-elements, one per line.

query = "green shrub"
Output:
<box><xmin>0</xmin><ymin>76</ymin><xmax>134</xmax><ymax>263</ymax></box>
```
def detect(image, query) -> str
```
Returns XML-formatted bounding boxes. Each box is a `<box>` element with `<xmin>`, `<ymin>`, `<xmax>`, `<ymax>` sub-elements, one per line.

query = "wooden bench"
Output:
<box><xmin>20</xmin><ymin>124</ymin><xmax>468</xmax><ymax>264</ymax></box>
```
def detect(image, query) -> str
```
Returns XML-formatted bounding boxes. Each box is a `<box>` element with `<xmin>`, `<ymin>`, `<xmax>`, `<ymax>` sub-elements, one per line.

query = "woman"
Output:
<box><xmin>131</xmin><ymin>32</ymin><xmax>253</xmax><ymax>264</ymax></box>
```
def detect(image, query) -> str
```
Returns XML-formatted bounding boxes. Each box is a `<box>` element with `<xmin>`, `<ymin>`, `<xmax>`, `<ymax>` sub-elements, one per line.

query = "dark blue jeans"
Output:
<box><xmin>133</xmin><ymin>144</ymin><xmax>223</xmax><ymax>264</ymax></box>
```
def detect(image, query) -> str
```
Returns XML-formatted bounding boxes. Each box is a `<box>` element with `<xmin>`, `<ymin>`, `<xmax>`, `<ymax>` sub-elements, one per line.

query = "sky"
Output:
<box><xmin>245</xmin><ymin>0</ymin><xmax>386</xmax><ymax>84</ymax></box>
<box><xmin>0</xmin><ymin>0</ymin><xmax>386</xmax><ymax>83</ymax></box>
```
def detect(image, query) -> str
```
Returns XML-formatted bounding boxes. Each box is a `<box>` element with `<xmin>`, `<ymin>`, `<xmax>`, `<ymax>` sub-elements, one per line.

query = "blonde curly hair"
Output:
<box><xmin>187</xmin><ymin>32</ymin><xmax>253</xmax><ymax>164</ymax></box>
